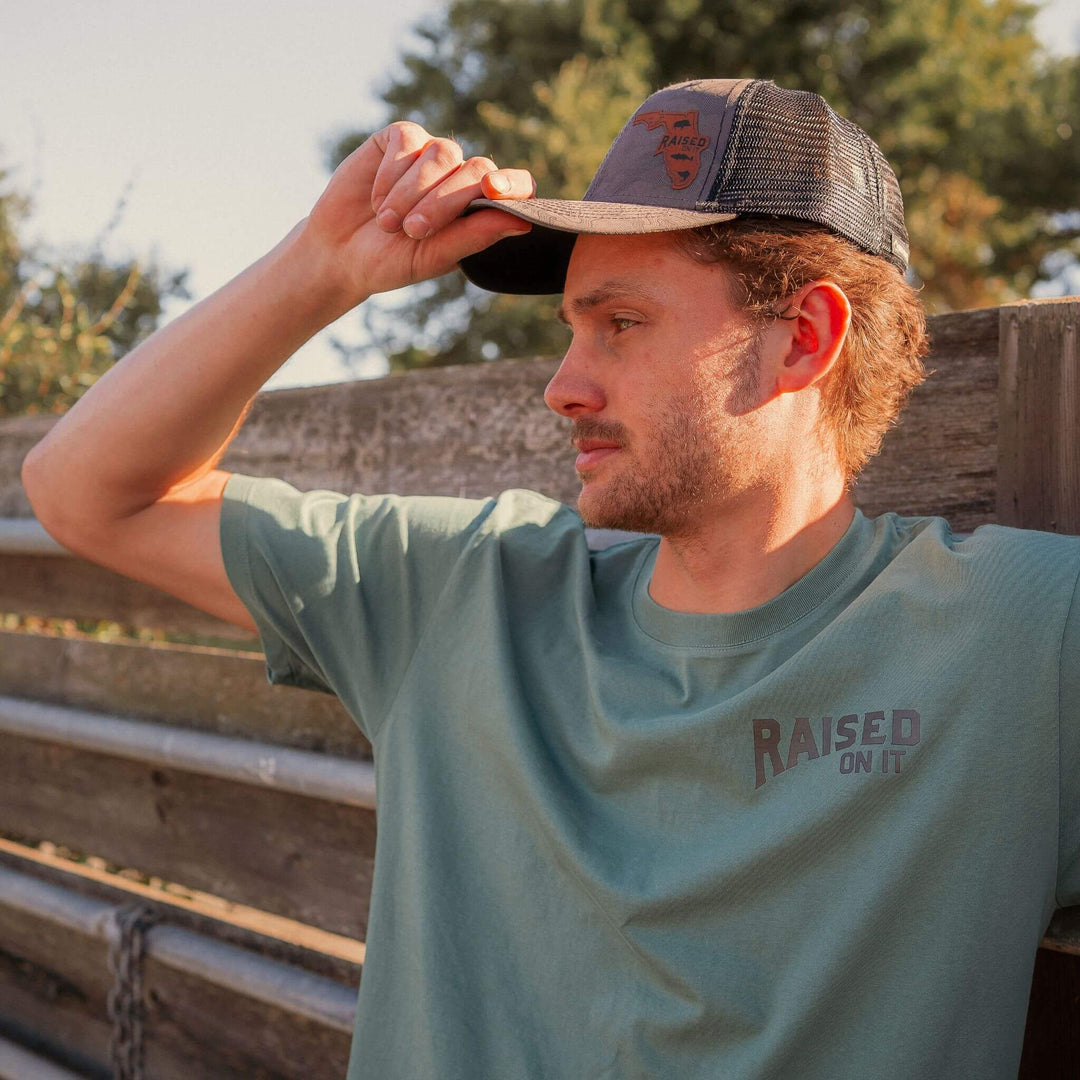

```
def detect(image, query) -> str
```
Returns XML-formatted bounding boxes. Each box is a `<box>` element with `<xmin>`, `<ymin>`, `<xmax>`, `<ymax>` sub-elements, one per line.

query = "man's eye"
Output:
<box><xmin>611</xmin><ymin>316</ymin><xmax>637</xmax><ymax>332</ymax></box>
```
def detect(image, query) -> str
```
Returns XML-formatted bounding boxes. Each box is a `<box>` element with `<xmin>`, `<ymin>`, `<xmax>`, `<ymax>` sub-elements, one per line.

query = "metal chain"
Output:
<box><xmin>106</xmin><ymin>902</ymin><xmax>163</xmax><ymax>1080</ymax></box>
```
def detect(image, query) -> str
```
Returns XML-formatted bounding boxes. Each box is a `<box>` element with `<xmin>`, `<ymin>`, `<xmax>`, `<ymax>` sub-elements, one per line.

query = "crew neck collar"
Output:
<box><xmin>631</xmin><ymin>508</ymin><xmax>878</xmax><ymax>649</ymax></box>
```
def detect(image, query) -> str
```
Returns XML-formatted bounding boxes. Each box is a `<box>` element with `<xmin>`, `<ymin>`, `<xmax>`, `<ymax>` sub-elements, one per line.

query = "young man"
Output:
<box><xmin>21</xmin><ymin>79</ymin><xmax>1080</xmax><ymax>1079</ymax></box>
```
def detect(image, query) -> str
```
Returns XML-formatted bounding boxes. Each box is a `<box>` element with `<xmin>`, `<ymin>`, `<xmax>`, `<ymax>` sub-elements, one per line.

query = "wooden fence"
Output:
<box><xmin>0</xmin><ymin>296</ymin><xmax>1076</xmax><ymax>1077</ymax></box>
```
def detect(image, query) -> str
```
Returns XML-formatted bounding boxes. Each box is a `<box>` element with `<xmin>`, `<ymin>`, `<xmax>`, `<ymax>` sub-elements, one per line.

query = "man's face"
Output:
<box><xmin>545</xmin><ymin>232</ymin><xmax>769</xmax><ymax>538</ymax></box>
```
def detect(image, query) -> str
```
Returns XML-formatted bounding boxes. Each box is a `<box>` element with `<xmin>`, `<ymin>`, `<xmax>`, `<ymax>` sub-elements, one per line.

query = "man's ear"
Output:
<box><xmin>767</xmin><ymin>281</ymin><xmax>851</xmax><ymax>396</ymax></box>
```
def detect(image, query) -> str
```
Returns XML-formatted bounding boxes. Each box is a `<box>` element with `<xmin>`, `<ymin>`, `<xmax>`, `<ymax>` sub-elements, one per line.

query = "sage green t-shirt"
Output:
<box><xmin>220</xmin><ymin>472</ymin><xmax>1080</xmax><ymax>1080</ymax></box>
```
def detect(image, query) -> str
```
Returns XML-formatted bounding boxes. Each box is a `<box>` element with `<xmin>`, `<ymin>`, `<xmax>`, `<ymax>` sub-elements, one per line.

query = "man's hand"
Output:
<box><xmin>303</xmin><ymin>121</ymin><xmax>536</xmax><ymax>309</ymax></box>
<box><xmin>19</xmin><ymin>121</ymin><xmax>537</xmax><ymax>632</ymax></box>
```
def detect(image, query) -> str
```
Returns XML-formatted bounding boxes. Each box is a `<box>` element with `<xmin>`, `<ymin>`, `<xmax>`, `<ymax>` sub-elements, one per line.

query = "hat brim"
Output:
<box><xmin>458</xmin><ymin>197</ymin><xmax>738</xmax><ymax>295</ymax></box>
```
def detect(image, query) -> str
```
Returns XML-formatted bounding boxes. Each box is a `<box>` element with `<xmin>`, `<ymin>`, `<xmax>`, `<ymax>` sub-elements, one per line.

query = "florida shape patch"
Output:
<box><xmin>632</xmin><ymin>110</ymin><xmax>710</xmax><ymax>190</ymax></box>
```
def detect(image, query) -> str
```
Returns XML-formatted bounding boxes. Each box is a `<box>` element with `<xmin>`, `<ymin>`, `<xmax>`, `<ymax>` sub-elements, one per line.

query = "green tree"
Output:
<box><xmin>325</xmin><ymin>0</ymin><xmax>1079</xmax><ymax>371</ymax></box>
<box><xmin>0</xmin><ymin>157</ymin><xmax>219</xmax><ymax>649</ymax></box>
<box><xmin>0</xmin><ymin>159</ymin><xmax>190</xmax><ymax>417</ymax></box>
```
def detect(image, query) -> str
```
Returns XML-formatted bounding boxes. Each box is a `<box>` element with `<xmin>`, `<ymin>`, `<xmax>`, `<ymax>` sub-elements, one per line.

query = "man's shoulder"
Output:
<box><xmin>875</xmin><ymin>508</ymin><xmax>1079</xmax><ymax>557</ymax></box>
<box><xmin>874</xmin><ymin>509</ymin><xmax>1080</xmax><ymax>601</ymax></box>
<box><xmin>955</xmin><ymin>519</ymin><xmax>1080</xmax><ymax>561</ymax></box>
<box><xmin>962</xmin><ymin>521</ymin><xmax>1080</xmax><ymax>600</ymax></box>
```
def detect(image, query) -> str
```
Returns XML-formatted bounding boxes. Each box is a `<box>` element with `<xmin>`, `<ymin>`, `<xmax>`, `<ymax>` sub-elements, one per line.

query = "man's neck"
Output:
<box><xmin>647</xmin><ymin>489</ymin><xmax>856</xmax><ymax>615</ymax></box>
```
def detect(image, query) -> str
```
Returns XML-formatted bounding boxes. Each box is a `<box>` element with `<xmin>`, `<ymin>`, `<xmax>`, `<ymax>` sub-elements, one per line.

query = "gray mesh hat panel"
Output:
<box><xmin>704</xmin><ymin>81</ymin><xmax>909</xmax><ymax>270</ymax></box>
<box><xmin>458</xmin><ymin>78</ymin><xmax>909</xmax><ymax>294</ymax></box>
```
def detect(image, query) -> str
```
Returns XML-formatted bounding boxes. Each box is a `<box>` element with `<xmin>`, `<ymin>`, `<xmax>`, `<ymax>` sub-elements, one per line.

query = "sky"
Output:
<box><xmin>4</xmin><ymin>0</ymin><xmax>1080</xmax><ymax>392</ymax></box>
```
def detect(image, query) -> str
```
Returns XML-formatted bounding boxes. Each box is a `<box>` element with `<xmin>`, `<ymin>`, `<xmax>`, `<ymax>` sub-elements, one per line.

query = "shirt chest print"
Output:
<box><xmin>751</xmin><ymin>710</ymin><xmax>922</xmax><ymax>790</ymax></box>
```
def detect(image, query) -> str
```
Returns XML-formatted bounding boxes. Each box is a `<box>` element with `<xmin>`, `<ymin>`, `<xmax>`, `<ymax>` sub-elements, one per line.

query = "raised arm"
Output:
<box><xmin>20</xmin><ymin>124</ymin><xmax>534</xmax><ymax>631</ymax></box>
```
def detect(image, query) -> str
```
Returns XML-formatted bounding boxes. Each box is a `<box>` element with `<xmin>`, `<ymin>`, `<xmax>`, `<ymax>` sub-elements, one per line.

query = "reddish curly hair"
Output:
<box><xmin>676</xmin><ymin>219</ymin><xmax>930</xmax><ymax>485</ymax></box>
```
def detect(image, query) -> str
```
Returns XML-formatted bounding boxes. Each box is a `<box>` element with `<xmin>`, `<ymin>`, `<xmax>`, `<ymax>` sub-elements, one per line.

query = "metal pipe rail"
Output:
<box><xmin>0</xmin><ymin>518</ymin><xmax>67</xmax><ymax>556</ymax></box>
<box><xmin>0</xmin><ymin>695</ymin><xmax>375</xmax><ymax>808</ymax></box>
<box><xmin>0</xmin><ymin>864</ymin><xmax>358</xmax><ymax>1033</ymax></box>
<box><xmin>0</xmin><ymin>1035</ymin><xmax>86</xmax><ymax>1080</ymax></box>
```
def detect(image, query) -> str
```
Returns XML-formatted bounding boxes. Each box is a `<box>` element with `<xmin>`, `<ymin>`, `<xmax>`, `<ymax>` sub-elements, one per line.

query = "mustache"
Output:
<box><xmin>569</xmin><ymin>418</ymin><xmax>630</xmax><ymax>448</ymax></box>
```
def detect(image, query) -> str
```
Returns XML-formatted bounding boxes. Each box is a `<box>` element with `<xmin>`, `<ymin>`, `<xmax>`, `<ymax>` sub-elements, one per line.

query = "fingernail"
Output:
<box><xmin>487</xmin><ymin>173</ymin><xmax>511</xmax><ymax>194</ymax></box>
<box><xmin>499</xmin><ymin>225</ymin><xmax>532</xmax><ymax>239</ymax></box>
<box><xmin>403</xmin><ymin>214</ymin><xmax>430</xmax><ymax>239</ymax></box>
<box><xmin>377</xmin><ymin>207</ymin><xmax>401</xmax><ymax>231</ymax></box>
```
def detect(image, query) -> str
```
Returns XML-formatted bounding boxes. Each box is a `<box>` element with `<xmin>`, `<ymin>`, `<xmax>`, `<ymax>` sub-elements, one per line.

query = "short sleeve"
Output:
<box><xmin>1056</xmin><ymin>556</ymin><xmax>1080</xmax><ymax>907</ymax></box>
<box><xmin>220</xmin><ymin>471</ymin><xmax>498</xmax><ymax>742</ymax></box>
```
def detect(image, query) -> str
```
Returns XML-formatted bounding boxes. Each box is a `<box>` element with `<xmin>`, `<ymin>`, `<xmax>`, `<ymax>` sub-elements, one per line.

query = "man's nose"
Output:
<box><xmin>543</xmin><ymin>341</ymin><xmax>607</xmax><ymax>418</ymax></box>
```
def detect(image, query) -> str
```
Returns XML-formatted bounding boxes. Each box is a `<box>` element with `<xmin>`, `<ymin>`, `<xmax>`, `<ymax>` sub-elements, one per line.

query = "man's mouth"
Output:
<box><xmin>573</xmin><ymin>439</ymin><xmax>623</xmax><ymax>472</ymax></box>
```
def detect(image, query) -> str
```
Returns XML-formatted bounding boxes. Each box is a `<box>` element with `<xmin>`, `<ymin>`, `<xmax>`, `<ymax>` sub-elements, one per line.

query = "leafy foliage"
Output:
<box><xmin>326</xmin><ymin>0</ymin><xmax>1079</xmax><ymax>370</ymax></box>
<box><xmin>0</xmin><ymin>160</ymin><xmax>216</xmax><ymax>646</ymax></box>
<box><xmin>0</xmin><ymin>161</ymin><xmax>190</xmax><ymax>417</ymax></box>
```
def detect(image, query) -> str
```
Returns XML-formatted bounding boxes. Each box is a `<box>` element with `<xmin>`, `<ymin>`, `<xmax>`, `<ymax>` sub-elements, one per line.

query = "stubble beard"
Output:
<box><xmin>575</xmin><ymin>342</ymin><xmax>761</xmax><ymax>538</ymax></box>
<box><xmin>576</xmin><ymin>406</ymin><xmax>720</xmax><ymax>536</ymax></box>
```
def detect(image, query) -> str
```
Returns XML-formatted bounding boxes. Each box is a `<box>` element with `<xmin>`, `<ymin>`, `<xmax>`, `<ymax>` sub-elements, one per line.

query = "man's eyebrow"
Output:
<box><xmin>555</xmin><ymin>281</ymin><xmax>664</xmax><ymax>324</ymax></box>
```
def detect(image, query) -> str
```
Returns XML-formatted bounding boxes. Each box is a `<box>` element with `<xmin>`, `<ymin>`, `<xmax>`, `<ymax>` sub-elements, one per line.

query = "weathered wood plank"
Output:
<box><xmin>997</xmin><ymin>297</ymin><xmax>1080</xmax><ymax>534</ymax></box>
<box><xmin>0</xmin><ymin>903</ymin><xmax>112</xmax><ymax>1079</ymax></box>
<box><xmin>0</xmin><ymin>356</ymin><xmax>572</xmax><ymax>515</ymax></box>
<box><xmin>0</xmin><ymin>734</ymin><xmax>375</xmax><ymax>938</ymax></box>
<box><xmin>0</xmin><ymin>631</ymin><xmax>367</xmax><ymax>759</ymax></box>
<box><xmin>0</xmin><ymin>856</ymin><xmax>358</xmax><ymax>1080</ymax></box>
<box><xmin>142</xmin><ymin>958</ymin><xmax>352</xmax><ymax>1080</ymax></box>
<box><xmin>221</xmin><ymin>355</ymin><xmax>576</xmax><ymax>503</ymax></box>
<box><xmin>0</xmin><ymin>554</ymin><xmax>256</xmax><ymax>640</ymax></box>
<box><xmin>1005</xmin><ymin>298</ymin><xmax>1080</xmax><ymax>1071</ymax></box>
<box><xmin>853</xmin><ymin>305</ymin><xmax>1000</xmax><ymax>530</ymax></box>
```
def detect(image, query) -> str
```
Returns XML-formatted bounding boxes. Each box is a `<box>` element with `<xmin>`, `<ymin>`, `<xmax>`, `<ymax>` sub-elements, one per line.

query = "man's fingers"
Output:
<box><xmin>369</xmin><ymin>122</ymin><xmax>444</xmax><ymax>216</ymax></box>
<box><xmin>398</xmin><ymin>159</ymin><xmax>537</xmax><ymax>241</ymax></box>
<box><xmin>309</xmin><ymin>127</ymin><xmax>421</xmax><ymax>234</ymax></box>
<box><xmin>480</xmin><ymin>169</ymin><xmax>537</xmax><ymax>200</ymax></box>
<box><xmin>397</xmin><ymin>156</ymin><xmax>498</xmax><ymax>239</ymax></box>
<box><xmin>315</xmin><ymin>122</ymin><xmax>530</xmax><ymax>249</ymax></box>
<box><xmin>372</xmin><ymin>134</ymin><xmax>466</xmax><ymax>234</ymax></box>
<box><xmin>308</xmin><ymin>121</ymin><xmax>536</xmax><ymax>298</ymax></box>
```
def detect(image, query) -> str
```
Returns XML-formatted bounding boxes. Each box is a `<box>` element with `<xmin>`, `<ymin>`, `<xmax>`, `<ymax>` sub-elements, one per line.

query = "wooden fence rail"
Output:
<box><xmin>0</xmin><ymin>296</ymin><xmax>1076</xmax><ymax>1077</ymax></box>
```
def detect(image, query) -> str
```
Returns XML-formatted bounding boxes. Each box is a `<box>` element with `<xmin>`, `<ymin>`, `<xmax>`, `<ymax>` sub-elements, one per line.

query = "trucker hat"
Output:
<box><xmin>458</xmin><ymin>77</ymin><xmax>910</xmax><ymax>294</ymax></box>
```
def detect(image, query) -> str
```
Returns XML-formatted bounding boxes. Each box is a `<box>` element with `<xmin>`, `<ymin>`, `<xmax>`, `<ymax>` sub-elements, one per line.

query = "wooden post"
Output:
<box><xmin>1005</xmin><ymin>297</ymin><xmax>1080</xmax><ymax>1078</ymax></box>
<box><xmin>997</xmin><ymin>297</ymin><xmax>1080</xmax><ymax>533</ymax></box>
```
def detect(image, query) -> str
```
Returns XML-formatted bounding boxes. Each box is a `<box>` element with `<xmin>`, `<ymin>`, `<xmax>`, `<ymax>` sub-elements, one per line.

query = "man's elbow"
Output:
<box><xmin>21</xmin><ymin>445</ymin><xmax>82</xmax><ymax>544</ymax></box>
<box><xmin>21</xmin><ymin>445</ymin><xmax>53</xmax><ymax>522</ymax></box>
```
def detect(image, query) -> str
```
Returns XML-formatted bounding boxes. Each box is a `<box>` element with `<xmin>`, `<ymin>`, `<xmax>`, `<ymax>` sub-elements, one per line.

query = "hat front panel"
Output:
<box><xmin>584</xmin><ymin>80</ymin><xmax>751</xmax><ymax>211</ymax></box>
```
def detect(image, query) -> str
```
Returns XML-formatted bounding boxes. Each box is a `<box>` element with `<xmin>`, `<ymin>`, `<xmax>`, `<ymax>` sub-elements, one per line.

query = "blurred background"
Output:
<box><xmin>3</xmin><ymin>0</ymin><xmax>1078</xmax><ymax>418</ymax></box>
